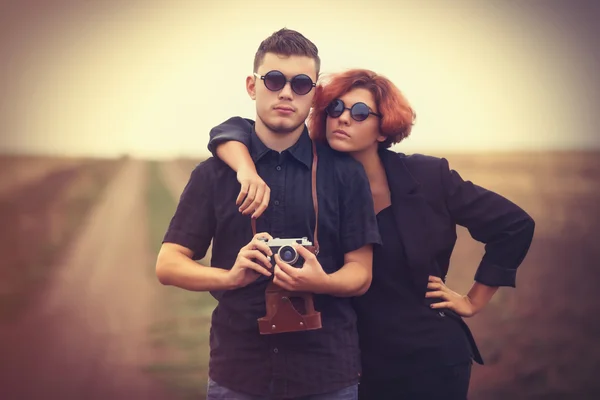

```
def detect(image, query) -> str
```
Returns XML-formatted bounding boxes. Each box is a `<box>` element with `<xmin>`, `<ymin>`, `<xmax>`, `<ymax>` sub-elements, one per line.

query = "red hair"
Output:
<box><xmin>308</xmin><ymin>69</ymin><xmax>416</xmax><ymax>148</ymax></box>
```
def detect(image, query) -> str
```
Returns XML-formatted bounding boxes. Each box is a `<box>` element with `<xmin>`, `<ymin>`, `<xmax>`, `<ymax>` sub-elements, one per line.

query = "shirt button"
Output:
<box><xmin>273</xmin><ymin>348</ymin><xmax>279</xmax><ymax>354</ymax></box>
<box><xmin>276</xmin><ymin>165</ymin><xmax>282</xmax><ymax>171</ymax></box>
<box><xmin>274</xmin><ymin>200</ymin><xmax>280</xmax><ymax>206</ymax></box>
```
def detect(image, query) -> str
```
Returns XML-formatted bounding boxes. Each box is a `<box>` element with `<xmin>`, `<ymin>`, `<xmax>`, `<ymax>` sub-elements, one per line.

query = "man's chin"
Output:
<box><xmin>263</xmin><ymin>118</ymin><xmax>304</xmax><ymax>135</ymax></box>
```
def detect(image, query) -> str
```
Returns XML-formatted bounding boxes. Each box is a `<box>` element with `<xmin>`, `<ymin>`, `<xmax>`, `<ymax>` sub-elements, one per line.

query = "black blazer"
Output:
<box><xmin>378</xmin><ymin>149</ymin><xmax>535</xmax><ymax>364</ymax></box>
<box><xmin>208</xmin><ymin>117</ymin><xmax>536</xmax><ymax>365</ymax></box>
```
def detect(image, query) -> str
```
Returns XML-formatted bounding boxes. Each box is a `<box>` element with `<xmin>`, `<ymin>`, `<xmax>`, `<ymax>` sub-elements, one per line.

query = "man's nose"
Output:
<box><xmin>278</xmin><ymin>81</ymin><xmax>294</xmax><ymax>100</ymax></box>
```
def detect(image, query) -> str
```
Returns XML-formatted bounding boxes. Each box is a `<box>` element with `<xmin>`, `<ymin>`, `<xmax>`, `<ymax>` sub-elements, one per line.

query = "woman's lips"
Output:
<box><xmin>332</xmin><ymin>129</ymin><xmax>350</xmax><ymax>138</ymax></box>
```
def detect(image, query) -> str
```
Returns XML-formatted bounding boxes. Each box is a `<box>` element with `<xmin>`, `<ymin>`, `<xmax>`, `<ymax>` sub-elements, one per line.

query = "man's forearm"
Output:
<box><xmin>156</xmin><ymin>248</ymin><xmax>234</xmax><ymax>291</ymax></box>
<box><xmin>321</xmin><ymin>262</ymin><xmax>372</xmax><ymax>297</ymax></box>
<box><xmin>216</xmin><ymin>141</ymin><xmax>256</xmax><ymax>173</ymax></box>
<box><xmin>467</xmin><ymin>281</ymin><xmax>499</xmax><ymax>314</ymax></box>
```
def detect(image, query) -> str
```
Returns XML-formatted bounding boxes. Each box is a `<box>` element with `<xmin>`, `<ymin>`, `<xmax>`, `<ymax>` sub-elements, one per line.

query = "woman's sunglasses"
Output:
<box><xmin>254</xmin><ymin>70</ymin><xmax>316</xmax><ymax>95</ymax></box>
<box><xmin>325</xmin><ymin>99</ymin><xmax>382</xmax><ymax>122</ymax></box>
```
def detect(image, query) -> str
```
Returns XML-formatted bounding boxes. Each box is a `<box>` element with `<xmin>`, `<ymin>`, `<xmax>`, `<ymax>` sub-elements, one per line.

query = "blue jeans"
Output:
<box><xmin>207</xmin><ymin>377</ymin><xmax>358</xmax><ymax>400</ymax></box>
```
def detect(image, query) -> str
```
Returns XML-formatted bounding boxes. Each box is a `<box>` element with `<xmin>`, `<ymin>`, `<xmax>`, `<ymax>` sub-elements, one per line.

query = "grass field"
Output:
<box><xmin>144</xmin><ymin>160</ymin><xmax>217</xmax><ymax>399</ymax></box>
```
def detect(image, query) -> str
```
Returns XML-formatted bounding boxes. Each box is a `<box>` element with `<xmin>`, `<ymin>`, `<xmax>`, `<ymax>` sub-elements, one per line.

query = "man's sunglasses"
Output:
<box><xmin>254</xmin><ymin>70</ymin><xmax>316</xmax><ymax>95</ymax></box>
<box><xmin>325</xmin><ymin>99</ymin><xmax>382</xmax><ymax>122</ymax></box>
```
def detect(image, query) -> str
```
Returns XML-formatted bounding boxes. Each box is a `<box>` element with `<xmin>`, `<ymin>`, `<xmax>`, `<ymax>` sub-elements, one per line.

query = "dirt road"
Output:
<box><xmin>0</xmin><ymin>159</ymin><xmax>170</xmax><ymax>399</ymax></box>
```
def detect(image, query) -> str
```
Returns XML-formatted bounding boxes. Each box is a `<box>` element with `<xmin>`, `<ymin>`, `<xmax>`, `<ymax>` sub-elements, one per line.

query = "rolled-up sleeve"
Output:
<box><xmin>207</xmin><ymin>117</ymin><xmax>253</xmax><ymax>156</ymax></box>
<box><xmin>338</xmin><ymin>162</ymin><xmax>382</xmax><ymax>253</ymax></box>
<box><xmin>162</xmin><ymin>162</ymin><xmax>216</xmax><ymax>261</ymax></box>
<box><xmin>440</xmin><ymin>158</ymin><xmax>535</xmax><ymax>287</ymax></box>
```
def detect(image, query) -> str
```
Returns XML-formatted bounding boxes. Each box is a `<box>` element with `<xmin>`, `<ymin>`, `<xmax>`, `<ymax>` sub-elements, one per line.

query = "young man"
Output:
<box><xmin>156</xmin><ymin>29</ymin><xmax>381</xmax><ymax>399</ymax></box>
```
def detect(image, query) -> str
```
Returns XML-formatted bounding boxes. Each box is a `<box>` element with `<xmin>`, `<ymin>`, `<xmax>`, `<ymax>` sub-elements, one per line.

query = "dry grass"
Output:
<box><xmin>440</xmin><ymin>151</ymin><xmax>600</xmax><ymax>399</ymax></box>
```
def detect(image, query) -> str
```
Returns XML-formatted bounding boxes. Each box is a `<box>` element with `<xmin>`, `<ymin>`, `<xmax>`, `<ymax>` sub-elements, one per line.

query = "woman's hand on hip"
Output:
<box><xmin>425</xmin><ymin>276</ymin><xmax>479</xmax><ymax>317</ymax></box>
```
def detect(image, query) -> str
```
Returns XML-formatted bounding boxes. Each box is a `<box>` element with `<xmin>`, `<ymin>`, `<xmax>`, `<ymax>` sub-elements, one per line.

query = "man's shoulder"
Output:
<box><xmin>315</xmin><ymin>142</ymin><xmax>364</xmax><ymax>172</ymax></box>
<box><xmin>187</xmin><ymin>156</ymin><xmax>232</xmax><ymax>180</ymax></box>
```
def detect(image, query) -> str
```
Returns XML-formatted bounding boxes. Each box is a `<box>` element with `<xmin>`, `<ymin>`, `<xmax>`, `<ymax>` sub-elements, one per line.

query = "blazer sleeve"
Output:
<box><xmin>440</xmin><ymin>157</ymin><xmax>535</xmax><ymax>287</ymax></box>
<box><xmin>207</xmin><ymin>116</ymin><xmax>254</xmax><ymax>156</ymax></box>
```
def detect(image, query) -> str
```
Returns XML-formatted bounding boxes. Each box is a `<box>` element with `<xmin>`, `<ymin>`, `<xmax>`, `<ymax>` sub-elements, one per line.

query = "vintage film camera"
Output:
<box><xmin>259</xmin><ymin>237</ymin><xmax>313</xmax><ymax>268</ymax></box>
<box><xmin>257</xmin><ymin>235</ymin><xmax>322</xmax><ymax>334</ymax></box>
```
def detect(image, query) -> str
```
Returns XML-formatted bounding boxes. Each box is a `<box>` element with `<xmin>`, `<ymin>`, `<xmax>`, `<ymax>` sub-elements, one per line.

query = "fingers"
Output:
<box><xmin>274</xmin><ymin>254</ymin><xmax>299</xmax><ymax>277</ymax></box>
<box><xmin>427</xmin><ymin>282</ymin><xmax>443</xmax><ymax>290</ymax></box>
<box><xmin>239</xmin><ymin>184</ymin><xmax>258</xmax><ymax>214</ymax></box>
<box><xmin>239</xmin><ymin>259</ymin><xmax>272</xmax><ymax>277</ymax></box>
<box><xmin>236</xmin><ymin>182</ymin><xmax>249</xmax><ymax>206</ymax></box>
<box><xmin>247</xmin><ymin>184</ymin><xmax>266</xmax><ymax>216</ymax></box>
<box><xmin>273</xmin><ymin>264</ymin><xmax>295</xmax><ymax>288</ymax></box>
<box><xmin>430</xmin><ymin>301</ymin><xmax>452</xmax><ymax>309</ymax></box>
<box><xmin>253</xmin><ymin>232</ymin><xmax>273</xmax><ymax>241</ymax></box>
<box><xmin>425</xmin><ymin>290</ymin><xmax>447</xmax><ymax>300</ymax></box>
<box><xmin>241</xmin><ymin>249</ymin><xmax>272</xmax><ymax>269</ymax></box>
<box><xmin>251</xmin><ymin>187</ymin><xmax>270</xmax><ymax>219</ymax></box>
<box><xmin>293</xmin><ymin>244</ymin><xmax>316</xmax><ymax>261</ymax></box>
<box><xmin>272</xmin><ymin>274</ymin><xmax>294</xmax><ymax>291</ymax></box>
<box><xmin>428</xmin><ymin>275</ymin><xmax>442</xmax><ymax>283</ymax></box>
<box><xmin>244</xmin><ymin>232</ymin><xmax>273</xmax><ymax>247</ymax></box>
<box><xmin>246</xmin><ymin>233</ymin><xmax>273</xmax><ymax>256</ymax></box>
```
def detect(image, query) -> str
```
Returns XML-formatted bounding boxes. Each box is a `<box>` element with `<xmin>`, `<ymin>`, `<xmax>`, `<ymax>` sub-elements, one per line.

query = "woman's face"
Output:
<box><xmin>325</xmin><ymin>88</ymin><xmax>386</xmax><ymax>154</ymax></box>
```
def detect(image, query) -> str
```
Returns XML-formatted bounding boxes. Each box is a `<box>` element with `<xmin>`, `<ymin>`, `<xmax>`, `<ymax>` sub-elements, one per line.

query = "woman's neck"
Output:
<box><xmin>351</xmin><ymin>146</ymin><xmax>391</xmax><ymax>213</ymax></box>
<box><xmin>351</xmin><ymin>147</ymin><xmax>386</xmax><ymax>185</ymax></box>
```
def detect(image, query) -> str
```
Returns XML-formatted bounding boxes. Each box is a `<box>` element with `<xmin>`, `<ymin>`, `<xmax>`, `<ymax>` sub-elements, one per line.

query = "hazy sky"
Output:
<box><xmin>0</xmin><ymin>0</ymin><xmax>598</xmax><ymax>158</ymax></box>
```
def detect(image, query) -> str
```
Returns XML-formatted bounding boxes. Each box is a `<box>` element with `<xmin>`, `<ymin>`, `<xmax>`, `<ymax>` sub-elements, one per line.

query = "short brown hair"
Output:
<box><xmin>253</xmin><ymin>28</ymin><xmax>320</xmax><ymax>75</ymax></box>
<box><xmin>309</xmin><ymin>69</ymin><xmax>416</xmax><ymax>149</ymax></box>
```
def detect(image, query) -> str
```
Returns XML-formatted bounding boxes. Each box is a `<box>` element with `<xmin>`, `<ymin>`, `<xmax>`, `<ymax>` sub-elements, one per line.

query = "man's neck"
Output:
<box><xmin>254</xmin><ymin>118</ymin><xmax>305</xmax><ymax>153</ymax></box>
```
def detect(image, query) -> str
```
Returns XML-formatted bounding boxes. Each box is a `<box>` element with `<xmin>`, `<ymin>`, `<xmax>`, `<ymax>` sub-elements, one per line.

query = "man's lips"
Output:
<box><xmin>274</xmin><ymin>105</ymin><xmax>295</xmax><ymax>113</ymax></box>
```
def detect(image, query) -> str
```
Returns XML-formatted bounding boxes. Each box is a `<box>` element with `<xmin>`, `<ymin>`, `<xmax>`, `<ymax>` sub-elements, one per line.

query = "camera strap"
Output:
<box><xmin>251</xmin><ymin>139</ymin><xmax>320</xmax><ymax>256</ymax></box>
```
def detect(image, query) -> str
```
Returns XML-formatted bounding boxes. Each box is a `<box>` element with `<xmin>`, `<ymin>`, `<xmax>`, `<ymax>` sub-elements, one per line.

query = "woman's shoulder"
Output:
<box><xmin>380</xmin><ymin>149</ymin><xmax>446</xmax><ymax>173</ymax></box>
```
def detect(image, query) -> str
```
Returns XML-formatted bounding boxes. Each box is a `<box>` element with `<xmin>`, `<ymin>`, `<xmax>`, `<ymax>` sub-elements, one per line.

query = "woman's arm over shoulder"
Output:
<box><xmin>207</xmin><ymin>116</ymin><xmax>254</xmax><ymax>156</ymax></box>
<box><xmin>439</xmin><ymin>156</ymin><xmax>535</xmax><ymax>287</ymax></box>
<box><xmin>207</xmin><ymin>116</ymin><xmax>268</xmax><ymax>217</ymax></box>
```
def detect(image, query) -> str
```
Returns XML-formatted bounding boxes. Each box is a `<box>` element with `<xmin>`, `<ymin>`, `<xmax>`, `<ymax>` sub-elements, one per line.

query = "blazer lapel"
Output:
<box><xmin>380</xmin><ymin>151</ymin><xmax>485</xmax><ymax>364</ymax></box>
<box><xmin>380</xmin><ymin>150</ymin><xmax>435</xmax><ymax>295</ymax></box>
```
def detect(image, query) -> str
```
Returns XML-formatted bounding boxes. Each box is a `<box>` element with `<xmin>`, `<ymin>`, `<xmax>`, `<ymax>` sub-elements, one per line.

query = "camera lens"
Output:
<box><xmin>278</xmin><ymin>245</ymin><xmax>298</xmax><ymax>264</ymax></box>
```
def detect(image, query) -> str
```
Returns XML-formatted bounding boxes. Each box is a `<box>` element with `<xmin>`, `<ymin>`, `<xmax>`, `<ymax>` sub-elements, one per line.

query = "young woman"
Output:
<box><xmin>206</xmin><ymin>69</ymin><xmax>535</xmax><ymax>399</ymax></box>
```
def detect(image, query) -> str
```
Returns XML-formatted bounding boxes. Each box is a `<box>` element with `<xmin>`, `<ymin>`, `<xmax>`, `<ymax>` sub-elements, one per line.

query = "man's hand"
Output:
<box><xmin>228</xmin><ymin>233</ymin><xmax>274</xmax><ymax>289</ymax></box>
<box><xmin>236</xmin><ymin>169</ymin><xmax>271</xmax><ymax>219</ymax></box>
<box><xmin>426</xmin><ymin>276</ymin><xmax>479</xmax><ymax>317</ymax></box>
<box><xmin>272</xmin><ymin>244</ymin><xmax>330</xmax><ymax>293</ymax></box>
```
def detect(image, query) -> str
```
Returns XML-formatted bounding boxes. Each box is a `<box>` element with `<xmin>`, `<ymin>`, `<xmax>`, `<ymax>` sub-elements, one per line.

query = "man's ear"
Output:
<box><xmin>246</xmin><ymin>75</ymin><xmax>256</xmax><ymax>100</ymax></box>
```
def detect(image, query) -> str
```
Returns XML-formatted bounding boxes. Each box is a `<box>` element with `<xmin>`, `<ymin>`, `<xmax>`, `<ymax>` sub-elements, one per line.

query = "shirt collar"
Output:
<box><xmin>249</xmin><ymin>123</ymin><xmax>312</xmax><ymax>169</ymax></box>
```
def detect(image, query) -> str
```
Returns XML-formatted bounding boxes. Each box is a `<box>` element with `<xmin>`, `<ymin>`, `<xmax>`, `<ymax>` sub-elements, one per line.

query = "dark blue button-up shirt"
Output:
<box><xmin>163</xmin><ymin>119</ymin><xmax>381</xmax><ymax>397</ymax></box>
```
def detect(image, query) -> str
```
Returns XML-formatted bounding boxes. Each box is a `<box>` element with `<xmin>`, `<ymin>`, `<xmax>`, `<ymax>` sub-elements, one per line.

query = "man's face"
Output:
<box><xmin>247</xmin><ymin>53</ymin><xmax>317</xmax><ymax>135</ymax></box>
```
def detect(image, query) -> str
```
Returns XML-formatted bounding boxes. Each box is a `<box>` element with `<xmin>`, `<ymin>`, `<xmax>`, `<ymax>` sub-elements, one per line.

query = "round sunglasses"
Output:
<box><xmin>254</xmin><ymin>70</ymin><xmax>316</xmax><ymax>95</ymax></box>
<box><xmin>325</xmin><ymin>99</ymin><xmax>382</xmax><ymax>122</ymax></box>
